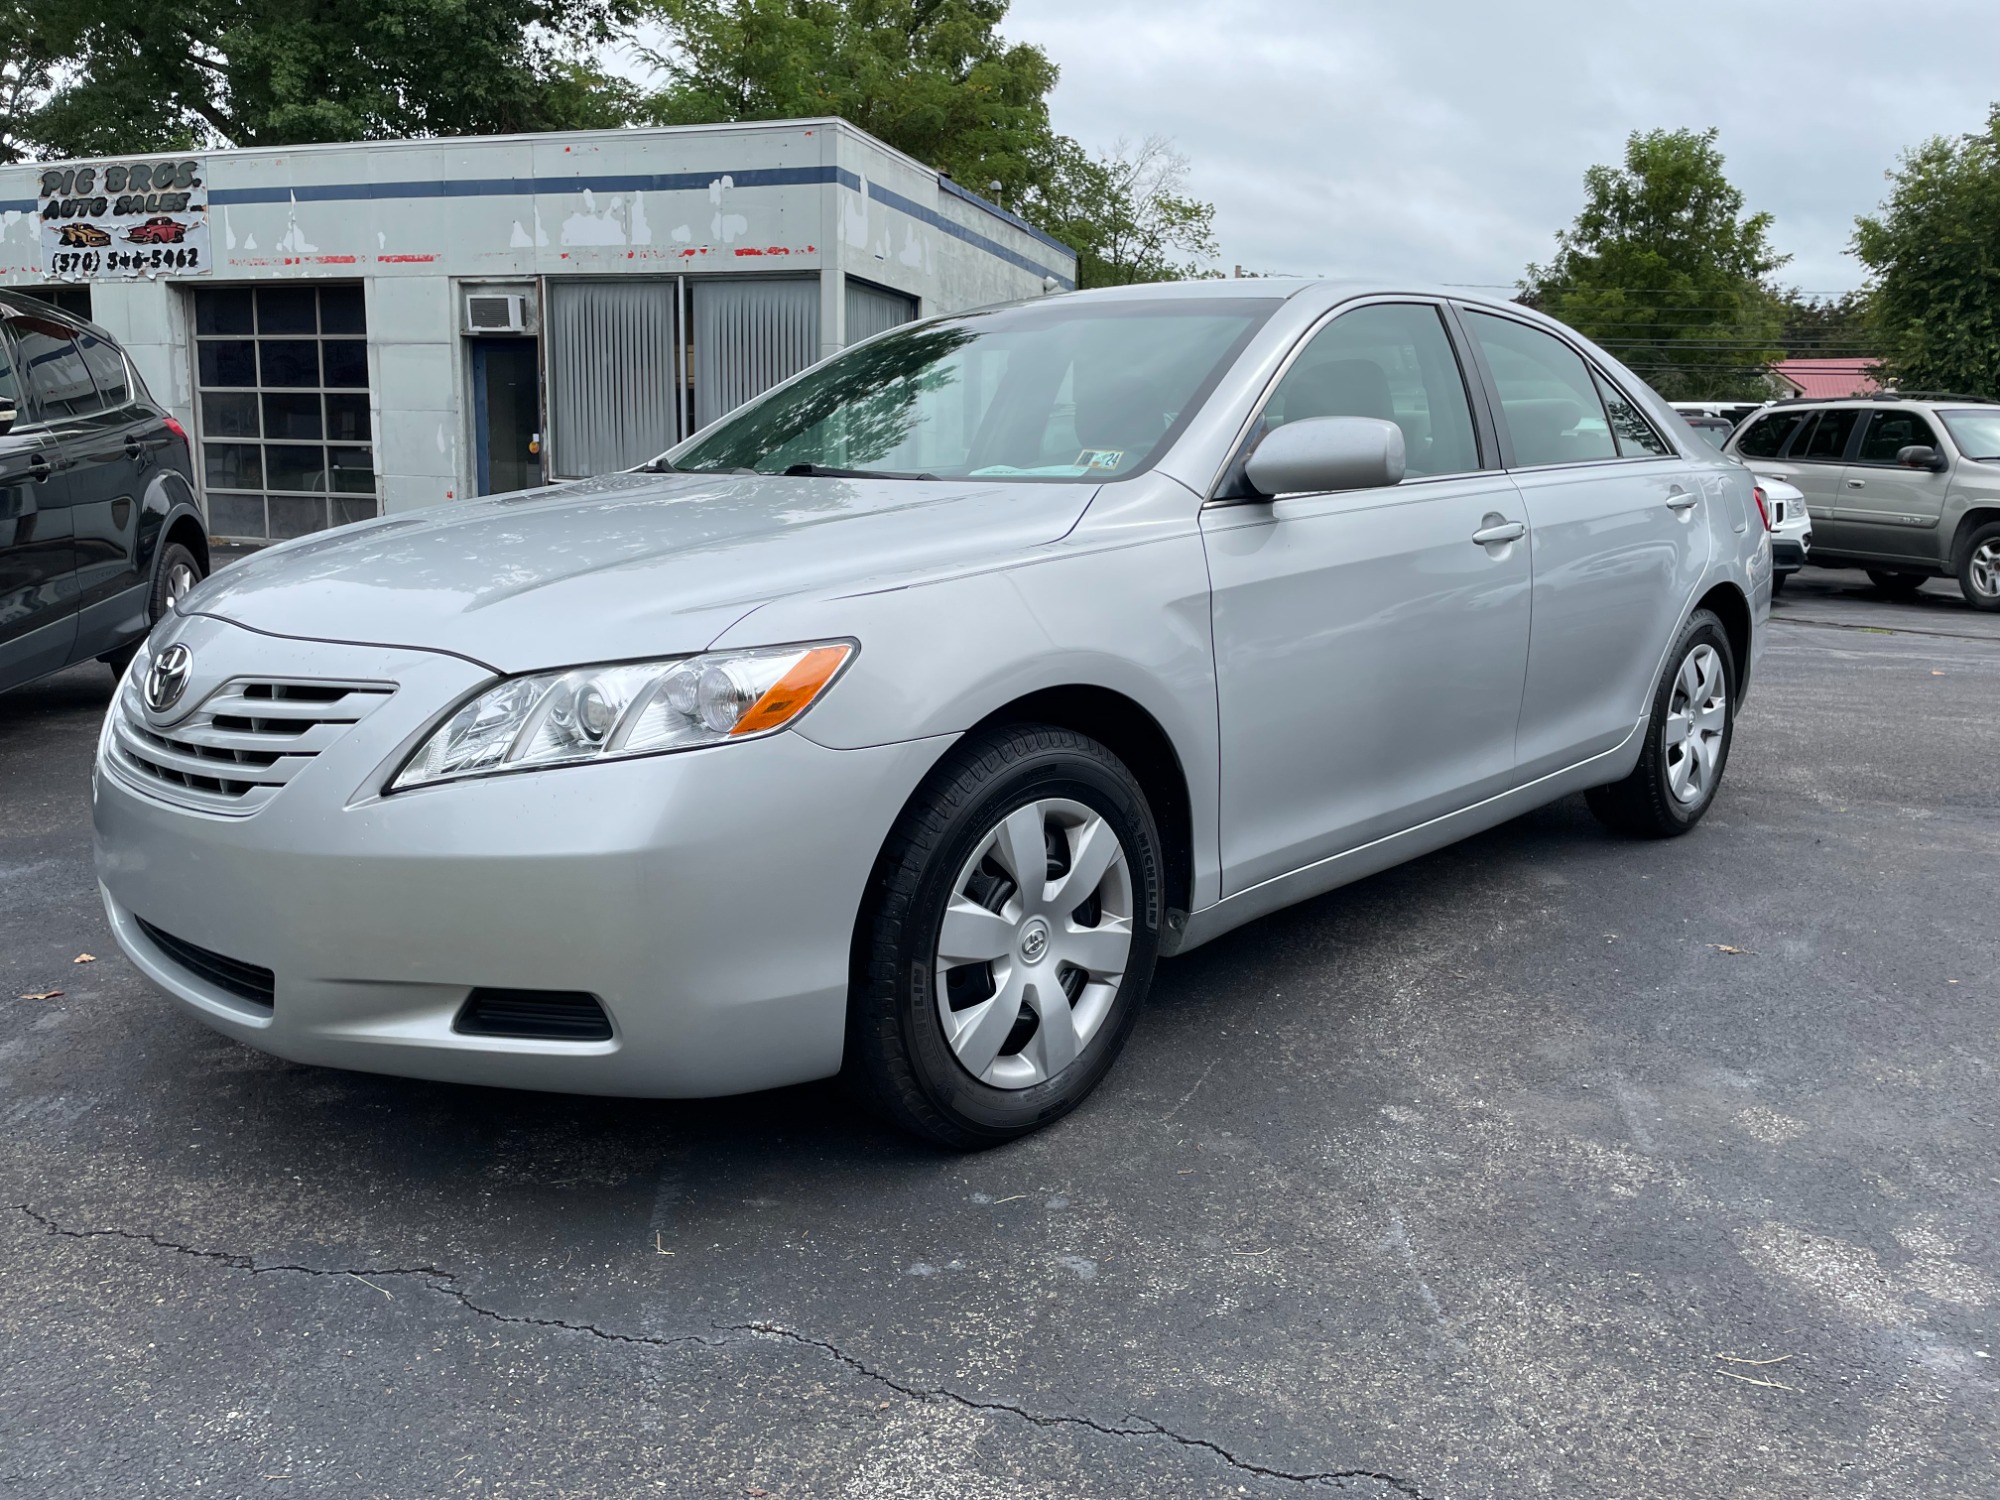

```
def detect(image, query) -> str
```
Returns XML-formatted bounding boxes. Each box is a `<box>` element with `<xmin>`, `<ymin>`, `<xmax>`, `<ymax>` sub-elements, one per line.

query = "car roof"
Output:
<box><xmin>1761</xmin><ymin>392</ymin><xmax>1998</xmax><ymax>409</ymax></box>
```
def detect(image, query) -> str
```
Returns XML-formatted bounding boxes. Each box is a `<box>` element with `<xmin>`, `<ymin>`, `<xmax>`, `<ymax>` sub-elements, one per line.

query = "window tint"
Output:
<box><xmin>1796</xmin><ymin>408</ymin><xmax>1859</xmax><ymax>461</ymax></box>
<box><xmin>1262</xmin><ymin>303</ymin><xmax>1479</xmax><ymax>477</ymax></box>
<box><xmin>1856</xmin><ymin>409</ymin><xmax>1941</xmax><ymax>463</ymax></box>
<box><xmin>1594</xmin><ymin>371</ymin><xmax>1669</xmax><ymax>456</ymax></box>
<box><xmin>77</xmin><ymin>332</ymin><xmax>130</xmax><ymax>408</ymax></box>
<box><xmin>1466</xmin><ymin>312</ymin><xmax>1616</xmax><ymax>466</ymax></box>
<box><xmin>1734</xmin><ymin>410</ymin><xmax>1806</xmax><ymax>458</ymax></box>
<box><xmin>13</xmin><ymin>316</ymin><xmax>102</xmax><ymax>418</ymax></box>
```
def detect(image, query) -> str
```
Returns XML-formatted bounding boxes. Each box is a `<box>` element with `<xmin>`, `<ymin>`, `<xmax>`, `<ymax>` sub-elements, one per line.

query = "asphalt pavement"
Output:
<box><xmin>2</xmin><ymin>568</ymin><xmax>1995</xmax><ymax>1499</ymax></box>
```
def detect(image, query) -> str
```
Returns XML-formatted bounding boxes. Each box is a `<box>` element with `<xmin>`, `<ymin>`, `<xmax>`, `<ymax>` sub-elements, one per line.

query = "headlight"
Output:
<box><xmin>390</xmin><ymin>641</ymin><xmax>854</xmax><ymax>790</ymax></box>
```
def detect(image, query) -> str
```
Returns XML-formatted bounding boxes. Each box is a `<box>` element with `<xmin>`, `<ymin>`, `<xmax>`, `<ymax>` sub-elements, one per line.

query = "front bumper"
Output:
<box><xmin>94</xmin><ymin>613</ymin><xmax>950</xmax><ymax>1097</ymax></box>
<box><xmin>1772</xmin><ymin>536</ymin><xmax>1809</xmax><ymax>573</ymax></box>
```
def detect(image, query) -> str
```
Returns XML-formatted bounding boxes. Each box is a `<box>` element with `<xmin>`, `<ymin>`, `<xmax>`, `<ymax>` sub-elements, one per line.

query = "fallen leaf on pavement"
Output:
<box><xmin>1712</xmin><ymin>944</ymin><xmax>1748</xmax><ymax>955</ymax></box>
<box><xmin>73</xmin><ymin>953</ymin><xmax>96</xmax><ymax>964</ymax></box>
<box><xmin>20</xmin><ymin>990</ymin><xmax>63</xmax><ymax>1001</ymax></box>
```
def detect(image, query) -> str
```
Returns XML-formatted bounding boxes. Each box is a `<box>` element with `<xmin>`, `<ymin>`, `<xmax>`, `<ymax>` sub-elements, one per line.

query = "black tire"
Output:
<box><xmin>1586</xmin><ymin>608</ymin><xmax>1736</xmax><ymax>839</ymax></box>
<box><xmin>103</xmin><ymin>540</ymin><xmax>205</xmax><ymax>677</ymax></box>
<box><xmin>845</xmin><ymin>724</ymin><xmax>1164</xmax><ymax>1149</ymax></box>
<box><xmin>1769</xmin><ymin>571</ymin><xmax>1786</xmax><ymax>596</ymax></box>
<box><xmin>1955</xmin><ymin>519</ymin><xmax>2000</xmax><ymax>612</ymax></box>
<box><xmin>1865</xmin><ymin>568</ymin><xmax>1926</xmax><ymax>598</ymax></box>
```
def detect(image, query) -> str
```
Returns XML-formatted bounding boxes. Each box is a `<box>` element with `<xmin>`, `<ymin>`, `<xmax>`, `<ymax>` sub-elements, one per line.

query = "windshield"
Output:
<box><xmin>666</xmin><ymin>297</ymin><xmax>1280</xmax><ymax>482</ymax></box>
<box><xmin>1938</xmin><ymin>407</ymin><xmax>2000</xmax><ymax>461</ymax></box>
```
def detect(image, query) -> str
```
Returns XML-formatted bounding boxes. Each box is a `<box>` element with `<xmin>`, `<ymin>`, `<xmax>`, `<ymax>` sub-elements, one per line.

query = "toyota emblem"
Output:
<box><xmin>144</xmin><ymin>643</ymin><xmax>194</xmax><ymax>714</ymax></box>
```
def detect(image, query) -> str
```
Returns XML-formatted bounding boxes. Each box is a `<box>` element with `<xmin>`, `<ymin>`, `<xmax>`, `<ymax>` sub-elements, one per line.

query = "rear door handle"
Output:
<box><xmin>1846</xmin><ymin>478</ymin><xmax>1865</xmax><ymax>489</ymax></box>
<box><xmin>124</xmin><ymin>437</ymin><xmax>145</xmax><ymax>457</ymax></box>
<box><xmin>1665</xmin><ymin>489</ymin><xmax>1698</xmax><ymax>511</ymax></box>
<box><xmin>26</xmin><ymin>453</ymin><xmax>50</xmax><ymax>481</ymax></box>
<box><xmin>1471</xmin><ymin>519</ymin><xmax>1525</xmax><ymax>546</ymax></box>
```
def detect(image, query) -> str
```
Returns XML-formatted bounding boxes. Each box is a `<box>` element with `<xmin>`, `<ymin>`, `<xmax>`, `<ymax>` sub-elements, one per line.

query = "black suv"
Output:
<box><xmin>1</xmin><ymin>290</ymin><xmax>208</xmax><ymax>694</ymax></box>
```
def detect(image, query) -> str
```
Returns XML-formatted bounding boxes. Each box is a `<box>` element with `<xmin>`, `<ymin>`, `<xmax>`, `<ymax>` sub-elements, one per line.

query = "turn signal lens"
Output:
<box><xmin>390</xmin><ymin>641</ymin><xmax>856</xmax><ymax>790</ymax></box>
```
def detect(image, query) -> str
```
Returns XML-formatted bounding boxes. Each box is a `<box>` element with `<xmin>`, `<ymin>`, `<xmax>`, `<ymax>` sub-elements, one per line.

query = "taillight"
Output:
<box><xmin>1752</xmin><ymin>485</ymin><xmax>1771</xmax><ymax>531</ymax></box>
<box><xmin>162</xmin><ymin>415</ymin><xmax>188</xmax><ymax>442</ymax></box>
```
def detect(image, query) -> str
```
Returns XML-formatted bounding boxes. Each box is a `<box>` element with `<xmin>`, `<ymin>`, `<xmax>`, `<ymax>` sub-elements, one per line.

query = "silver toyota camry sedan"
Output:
<box><xmin>94</xmin><ymin>281</ymin><xmax>1771</xmax><ymax>1146</ymax></box>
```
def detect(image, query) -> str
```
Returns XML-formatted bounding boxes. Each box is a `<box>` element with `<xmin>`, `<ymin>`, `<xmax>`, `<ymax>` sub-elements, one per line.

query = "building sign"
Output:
<box><xmin>38</xmin><ymin>158</ymin><xmax>210</xmax><ymax>280</ymax></box>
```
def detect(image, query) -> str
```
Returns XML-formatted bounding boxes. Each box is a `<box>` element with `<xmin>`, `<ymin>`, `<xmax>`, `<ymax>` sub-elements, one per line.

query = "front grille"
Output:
<box><xmin>135</xmin><ymin>917</ymin><xmax>275</xmax><ymax>1009</ymax></box>
<box><xmin>455</xmin><ymin>989</ymin><xmax>614</xmax><ymax>1042</ymax></box>
<box><xmin>108</xmin><ymin>674</ymin><xmax>393</xmax><ymax>814</ymax></box>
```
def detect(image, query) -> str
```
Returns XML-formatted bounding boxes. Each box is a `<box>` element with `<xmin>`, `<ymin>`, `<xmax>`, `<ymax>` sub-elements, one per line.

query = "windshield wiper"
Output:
<box><xmin>783</xmin><ymin>462</ymin><xmax>940</xmax><ymax>481</ymax></box>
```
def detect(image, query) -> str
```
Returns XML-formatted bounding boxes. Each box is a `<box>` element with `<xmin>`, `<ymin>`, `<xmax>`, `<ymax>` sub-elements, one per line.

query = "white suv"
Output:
<box><xmin>1725</xmin><ymin>395</ymin><xmax>2000</xmax><ymax>609</ymax></box>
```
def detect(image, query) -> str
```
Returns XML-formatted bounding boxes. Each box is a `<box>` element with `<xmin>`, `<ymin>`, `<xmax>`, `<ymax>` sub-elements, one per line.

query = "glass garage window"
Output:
<box><xmin>193</xmin><ymin>284</ymin><xmax>375</xmax><ymax>540</ymax></box>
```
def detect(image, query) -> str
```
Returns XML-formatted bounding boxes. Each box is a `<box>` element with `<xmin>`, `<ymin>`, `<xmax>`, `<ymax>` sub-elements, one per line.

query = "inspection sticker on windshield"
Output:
<box><xmin>1076</xmin><ymin>449</ymin><xmax>1125</xmax><ymax>472</ymax></box>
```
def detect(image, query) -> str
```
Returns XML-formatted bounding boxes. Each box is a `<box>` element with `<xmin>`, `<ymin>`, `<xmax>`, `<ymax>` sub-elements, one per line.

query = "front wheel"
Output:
<box><xmin>1957</xmin><ymin>521</ymin><xmax>2000</xmax><ymax>612</ymax></box>
<box><xmin>1586</xmin><ymin>609</ymin><xmax>1736</xmax><ymax>839</ymax></box>
<box><xmin>846</xmin><ymin>725</ymin><xmax>1163</xmax><ymax>1148</ymax></box>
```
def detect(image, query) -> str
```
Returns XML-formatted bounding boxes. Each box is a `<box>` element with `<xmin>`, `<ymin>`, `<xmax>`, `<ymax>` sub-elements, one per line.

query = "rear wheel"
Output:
<box><xmin>103</xmin><ymin>541</ymin><xmax>205</xmax><ymax>677</ymax></box>
<box><xmin>1956</xmin><ymin>521</ymin><xmax>2000</xmax><ymax>612</ymax></box>
<box><xmin>846</xmin><ymin>724</ymin><xmax>1162</xmax><ymax>1148</ymax></box>
<box><xmin>1586</xmin><ymin>609</ymin><xmax>1735</xmax><ymax>839</ymax></box>
<box><xmin>1866</xmin><ymin>568</ymin><xmax>1926</xmax><ymax>598</ymax></box>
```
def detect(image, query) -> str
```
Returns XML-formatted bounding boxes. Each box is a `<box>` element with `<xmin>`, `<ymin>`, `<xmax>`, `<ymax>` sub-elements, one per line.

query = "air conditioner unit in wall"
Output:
<box><xmin>465</xmin><ymin>292</ymin><xmax>528</xmax><ymax>335</ymax></box>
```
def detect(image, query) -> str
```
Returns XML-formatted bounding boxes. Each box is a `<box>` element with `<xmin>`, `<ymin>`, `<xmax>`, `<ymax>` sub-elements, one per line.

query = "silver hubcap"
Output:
<box><xmin>164</xmin><ymin>562</ymin><xmax>198</xmax><ymax>611</ymax></box>
<box><xmin>1971</xmin><ymin>541</ymin><xmax>2000</xmax><ymax>599</ymax></box>
<box><xmin>1664</xmin><ymin>642</ymin><xmax>1727</xmax><ymax>806</ymax></box>
<box><xmin>934</xmin><ymin>797</ymin><xmax>1133</xmax><ymax>1090</ymax></box>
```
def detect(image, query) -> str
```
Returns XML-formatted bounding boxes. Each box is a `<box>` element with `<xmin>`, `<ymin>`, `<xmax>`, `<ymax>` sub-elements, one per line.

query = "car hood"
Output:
<box><xmin>183</xmin><ymin>471</ymin><xmax>1097</xmax><ymax>673</ymax></box>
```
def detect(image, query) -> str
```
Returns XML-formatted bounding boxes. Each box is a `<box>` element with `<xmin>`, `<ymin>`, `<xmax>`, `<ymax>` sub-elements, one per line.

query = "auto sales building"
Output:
<box><xmin>0</xmin><ymin>120</ymin><xmax>1075</xmax><ymax>543</ymax></box>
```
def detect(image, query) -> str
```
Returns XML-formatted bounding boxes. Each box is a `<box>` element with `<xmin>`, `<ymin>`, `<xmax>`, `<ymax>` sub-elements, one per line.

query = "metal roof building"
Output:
<box><xmin>1</xmin><ymin>119</ymin><xmax>1075</xmax><ymax>543</ymax></box>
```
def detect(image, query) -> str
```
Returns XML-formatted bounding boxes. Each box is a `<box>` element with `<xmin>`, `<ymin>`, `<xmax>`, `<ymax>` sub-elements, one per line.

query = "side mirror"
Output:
<box><xmin>1245</xmin><ymin>416</ymin><xmax>1406</xmax><ymax>498</ymax></box>
<box><xmin>1897</xmin><ymin>444</ymin><xmax>1947</xmax><ymax>472</ymax></box>
<box><xmin>0</xmin><ymin>398</ymin><xmax>15</xmax><ymax>436</ymax></box>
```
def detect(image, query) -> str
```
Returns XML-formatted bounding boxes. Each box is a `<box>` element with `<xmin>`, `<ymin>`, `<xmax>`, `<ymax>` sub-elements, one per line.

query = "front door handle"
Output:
<box><xmin>1665</xmin><ymin>489</ymin><xmax>1698</xmax><ymax>511</ymax></box>
<box><xmin>26</xmin><ymin>453</ymin><xmax>50</xmax><ymax>482</ymax></box>
<box><xmin>1846</xmin><ymin>478</ymin><xmax>1865</xmax><ymax>489</ymax></box>
<box><xmin>1471</xmin><ymin>519</ymin><xmax>1526</xmax><ymax>546</ymax></box>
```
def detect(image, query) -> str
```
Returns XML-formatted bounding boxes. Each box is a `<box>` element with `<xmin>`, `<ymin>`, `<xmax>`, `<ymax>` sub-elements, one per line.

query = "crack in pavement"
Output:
<box><xmin>15</xmin><ymin>1205</ymin><xmax>1433</xmax><ymax>1498</ymax></box>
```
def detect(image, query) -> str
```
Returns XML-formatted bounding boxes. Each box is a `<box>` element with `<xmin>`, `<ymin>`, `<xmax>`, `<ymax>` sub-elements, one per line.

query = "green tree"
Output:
<box><xmin>1023</xmin><ymin>134</ymin><xmax>1217</xmax><ymax>286</ymax></box>
<box><xmin>1854</xmin><ymin>105</ymin><xmax>2000</xmax><ymax>396</ymax></box>
<box><xmin>1522</xmin><ymin>127</ymin><xmax>1787</xmax><ymax>400</ymax></box>
<box><xmin>1777</xmin><ymin>289</ymin><xmax>1874</xmax><ymax>362</ymax></box>
<box><xmin>641</xmin><ymin>0</ymin><xmax>1058</xmax><ymax>205</ymax></box>
<box><xmin>0</xmin><ymin>2</ymin><xmax>61</xmax><ymax>163</ymax></box>
<box><xmin>640</xmin><ymin>0</ymin><xmax>1219</xmax><ymax>285</ymax></box>
<box><xmin>17</xmin><ymin>0</ymin><xmax>638</xmax><ymax>156</ymax></box>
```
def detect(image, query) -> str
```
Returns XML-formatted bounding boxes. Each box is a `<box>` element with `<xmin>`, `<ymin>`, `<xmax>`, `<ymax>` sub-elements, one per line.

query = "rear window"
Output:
<box><xmin>77</xmin><ymin>331</ymin><xmax>130</xmax><ymax>408</ymax></box>
<box><xmin>1735</xmin><ymin>410</ymin><xmax>1806</xmax><ymax>458</ymax></box>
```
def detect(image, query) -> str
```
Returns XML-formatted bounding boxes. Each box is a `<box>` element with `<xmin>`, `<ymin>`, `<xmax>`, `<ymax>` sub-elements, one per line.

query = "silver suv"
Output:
<box><xmin>1724</xmin><ymin>395</ymin><xmax>2000</xmax><ymax>609</ymax></box>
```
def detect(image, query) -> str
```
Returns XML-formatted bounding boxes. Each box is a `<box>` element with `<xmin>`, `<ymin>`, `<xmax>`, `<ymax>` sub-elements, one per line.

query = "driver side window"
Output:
<box><xmin>1261</xmin><ymin>303</ymin><xmax>1481</xmax><ymax>478</ymax></box>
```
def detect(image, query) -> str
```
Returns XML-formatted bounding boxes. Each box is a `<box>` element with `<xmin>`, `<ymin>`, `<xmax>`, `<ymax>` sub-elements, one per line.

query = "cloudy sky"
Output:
<box><xmin>1006</xmin><ymin>0</ymin><xmax>1999</xmax><ymax>296</ymax></box>
<box><xmin>611</xmin><ymin>0</ymin><xmax>1999</xmax><ymax>297</ymax></box>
